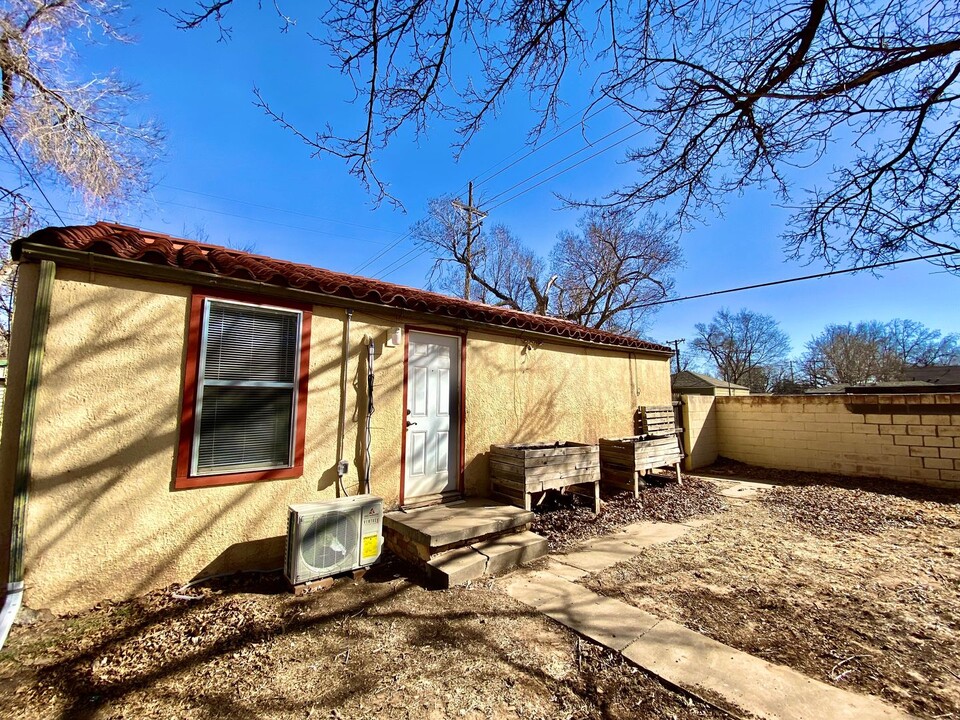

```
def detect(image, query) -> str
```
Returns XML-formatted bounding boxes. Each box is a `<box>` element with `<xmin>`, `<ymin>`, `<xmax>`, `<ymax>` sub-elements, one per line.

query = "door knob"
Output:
<box><xmin>406</xmin><ymin>420</ymin><xmax>418</xmax><ymax>427</ymax></box>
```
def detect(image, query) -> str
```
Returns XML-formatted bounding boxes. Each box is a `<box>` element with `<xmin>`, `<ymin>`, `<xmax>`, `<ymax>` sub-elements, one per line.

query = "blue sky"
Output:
<box><xmin>25</xmin><ymin>5</ymin><xmax>959</xmax><ymax>362</ymax></box>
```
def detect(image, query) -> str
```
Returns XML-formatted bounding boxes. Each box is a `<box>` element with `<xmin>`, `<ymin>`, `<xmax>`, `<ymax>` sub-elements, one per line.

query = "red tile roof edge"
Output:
<box><xmin>15</xmin><ymin>222</ymin><xmax>672</xmax><ymax>354</ymax></box>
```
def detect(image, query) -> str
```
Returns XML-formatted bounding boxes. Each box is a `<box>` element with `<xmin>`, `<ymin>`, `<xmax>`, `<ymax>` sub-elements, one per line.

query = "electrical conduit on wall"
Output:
<box><xmin>364</xmin><ymin>336</ymin><xmax>375</xmax><ymax>495</ymax></box>
<box><xmin>336</xmin><ymin>309</ymin><xmax>353</xmax><ymax>497</ymax></box>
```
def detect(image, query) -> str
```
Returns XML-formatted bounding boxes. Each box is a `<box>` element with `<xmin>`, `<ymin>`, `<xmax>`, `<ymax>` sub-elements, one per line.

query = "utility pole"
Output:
<box><xmin>451</xmin><ymin>181</ymin><xmax>486</xmax><ymax>300</ymax></box>
<box><xmin>665</xmin><ymin>338</ymin><xmax>685</xmax><ymax>374</ymax></box>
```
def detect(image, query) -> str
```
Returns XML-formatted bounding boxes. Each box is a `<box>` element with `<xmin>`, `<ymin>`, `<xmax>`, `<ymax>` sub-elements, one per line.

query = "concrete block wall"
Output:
<box><xmin>680</xmin><ymin>394</ymin><xmax>718</xmax><ymax>470</ymax></box>
<box><xmin>711</xmin><ymin>393</ymin><xmax>960</xmax><ymax>488</ymax></box>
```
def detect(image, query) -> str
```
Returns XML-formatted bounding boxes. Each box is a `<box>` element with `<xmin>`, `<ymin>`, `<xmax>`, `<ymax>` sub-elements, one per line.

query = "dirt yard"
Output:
<box><xmin>3</xmin><ymin>462</ymin><xmax>957</xmax><ymax>719</ymax></box>
<box><xmin>583</xmin><ymin>460</ymin><xmax>960</xmax><ymax>720</ymax></box>
<box><xmin>0</xmin><ymin>557</ymin><xmax>725</xmax><ymax>720</ymax></box>
<box><xmin>531</xmin><ymin>474</ymin><xmax>726</xmax><ymax>552</ymax></box>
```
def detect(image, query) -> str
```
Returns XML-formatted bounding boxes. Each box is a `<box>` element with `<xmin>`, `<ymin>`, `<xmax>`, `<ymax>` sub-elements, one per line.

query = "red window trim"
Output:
<box><xmin>175</xmin><ymin>289</ymin><xmax>312</xmax><ymax>490</ymax></box>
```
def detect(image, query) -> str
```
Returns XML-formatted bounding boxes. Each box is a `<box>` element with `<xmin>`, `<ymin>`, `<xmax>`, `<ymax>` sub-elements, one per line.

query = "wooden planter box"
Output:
<box><xmin>489</xmin><ymin>441</ymin><xmax>600</xmax><ymax>513</ymax></box>
<box><xmin>599</xmin><ymin>435</ymin><xmax>684</xmax><ymax>497</ymax></box>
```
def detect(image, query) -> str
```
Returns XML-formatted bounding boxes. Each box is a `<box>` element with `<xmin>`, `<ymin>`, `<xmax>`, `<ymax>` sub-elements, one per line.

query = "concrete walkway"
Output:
<box><xmin>503</xmin><ymin>509</ymin><xmax>915</xmax><ymax>720</ymax></box>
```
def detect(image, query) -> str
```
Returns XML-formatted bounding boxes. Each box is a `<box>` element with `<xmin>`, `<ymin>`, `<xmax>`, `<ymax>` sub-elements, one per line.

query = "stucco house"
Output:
<box><xmin>671</xmin><ymin>370</ymin><xmax>750</xmax><ymax>396</ymax></box>
<box><xmin>0</xmin><ymin>223</ymin><xmax>673</xmax><ymax>614</ymax></box>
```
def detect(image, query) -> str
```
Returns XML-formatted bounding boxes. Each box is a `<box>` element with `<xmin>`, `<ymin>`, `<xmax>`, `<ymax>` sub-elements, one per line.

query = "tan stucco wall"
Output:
<box><xmin>7</xmin><ymin>266</ymin><xmax>671</xmax><ymax>612</ymax></box>
<box><xmin>463</xmin><ymin>331</ymin><xmax>672</xmax><ymax>495</ymax></box>
<box><xmin>681</xmin><ymin>394</ymin><xmax>718</xmax><ymax>470</ymax></box>
<box><xmin>714</xmin><ymin>394</ymin><xmax>960</xmax><ymax>488</ymax></box>
<box><xmin>16</xmin><ymin>268</ymin><xmax>407</xmax><ymax>612</ymax></box>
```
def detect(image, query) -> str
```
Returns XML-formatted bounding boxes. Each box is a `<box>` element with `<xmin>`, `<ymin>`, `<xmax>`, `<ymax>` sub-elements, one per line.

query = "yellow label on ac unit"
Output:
<box><xmin>361</xmin><ymin>534</ymin><xmax>379</xmax><ymax>560</ymax></box>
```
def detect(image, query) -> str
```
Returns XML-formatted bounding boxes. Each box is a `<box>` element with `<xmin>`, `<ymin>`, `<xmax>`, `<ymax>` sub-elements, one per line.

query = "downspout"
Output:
<box><xmin>335</xmin><ymin>309</ymin><xmax>353</xmax><ymax>497</ymax></box>
<box><xmin>1</xmin><ymin>259</ymin><xmax>55</xmax><ymax>649</ymax></box>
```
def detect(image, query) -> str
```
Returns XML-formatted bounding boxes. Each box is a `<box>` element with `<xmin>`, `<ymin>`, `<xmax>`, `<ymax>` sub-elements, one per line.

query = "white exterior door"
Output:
<box><xmin>404</xmin><ymin>331</ymin><xmax>461</xmax><ymax>500</ymax></box>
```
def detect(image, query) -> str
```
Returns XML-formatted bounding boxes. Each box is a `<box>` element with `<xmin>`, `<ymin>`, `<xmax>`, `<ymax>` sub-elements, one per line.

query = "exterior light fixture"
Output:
<box><xmin>386</xmin><ymin>326</ymin><xmax>403</xmax><ymax>347</ymax></box>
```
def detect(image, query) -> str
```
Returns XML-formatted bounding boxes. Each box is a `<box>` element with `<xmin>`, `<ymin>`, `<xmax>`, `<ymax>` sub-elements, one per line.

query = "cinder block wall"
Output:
<box><xmin>681</xmin><ymin>395</ymin><xmax>718</xmax><ymax>470</ymax></box>
<box><xmin>710</xmin><ymin>393</ymin><xmax>960</xmax><ymax>488</ymax></box>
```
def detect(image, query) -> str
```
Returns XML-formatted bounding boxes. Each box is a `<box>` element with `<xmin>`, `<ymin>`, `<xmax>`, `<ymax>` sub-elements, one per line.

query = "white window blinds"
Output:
<box><xmin>193</xmin><ymin>300</ymin><xmax>301</xmax><ymax>475</ymax></box>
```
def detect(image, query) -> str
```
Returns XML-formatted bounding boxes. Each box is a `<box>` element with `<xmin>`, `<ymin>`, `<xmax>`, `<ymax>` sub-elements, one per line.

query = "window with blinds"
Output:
<box><xmin>192</xmin><ymin>300</ymin><xmax>302</xmax><ymax>475</ymax></box>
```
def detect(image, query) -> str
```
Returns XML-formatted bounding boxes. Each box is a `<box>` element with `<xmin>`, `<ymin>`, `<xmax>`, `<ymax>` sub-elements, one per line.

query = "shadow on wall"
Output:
<box><xmin>16</xmin><ymin>278</ymin><xmax>649</xmax><ymax>612</ymax></box>
<box><xmin>684</xmin><ymin>397</ymin><xmax>719</xmax><ymax>471</ymax></box>
<box><xmin>463</xmin><ymin>339</ymin><xmax>571</xmax><ymax>496</ymax></box>
<box><xmin>349</xmin><ymin>332</ymin><xmax>408</xmax><ymax>500</ymax></box>
<box><xmin>463</xmin><ymin>336</ymin><xmax>646</xmax><ymax>497</ymax></box>
<box><xmin>18</xmin><ymin>281</ymin><xmax>387</xmax><ymax>611</ymax></box>
<box><xmin>192</xmin><ymin>536</ymin><xmax>287</xmax><ymax>582</ymax></box>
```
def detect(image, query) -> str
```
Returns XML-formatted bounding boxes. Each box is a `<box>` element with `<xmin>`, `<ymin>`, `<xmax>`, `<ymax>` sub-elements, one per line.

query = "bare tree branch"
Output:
<box><xmin>691</xmin><ymin>308</ymin><xmax>792</xmax><ymax>392</ymax></box>
<box><xmin>0</xmin><ymin>1</ymin><xmax>162</xmax><ymax>206</ymax></box>
<box><xmin>175</xmin><ymin>0</ymin><xmax>960</xmax><ymax>268</ymax></box>
<box><xmin>414</xmin><ymin>199</ymin><xmax>680</xmax><ymax>334</ymax></box>
<box><xmin>0</xmin><ymin>1</ymin><xmax>161</xmax><ymax>345</ymax></box>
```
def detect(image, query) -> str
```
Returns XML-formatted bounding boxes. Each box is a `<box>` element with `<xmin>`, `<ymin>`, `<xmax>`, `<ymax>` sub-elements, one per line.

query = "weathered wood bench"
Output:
<box><xmin>489</xmin><ymin>441</ymin><xmax>601</xmax><ymax>514</ymax></box>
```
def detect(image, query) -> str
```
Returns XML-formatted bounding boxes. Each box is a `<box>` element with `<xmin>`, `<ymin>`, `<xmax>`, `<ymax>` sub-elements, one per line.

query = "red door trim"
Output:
<box><xmin>399</xmin><ymin>325</ymin><xmax>467</xmax><ymax>506</ymax></box>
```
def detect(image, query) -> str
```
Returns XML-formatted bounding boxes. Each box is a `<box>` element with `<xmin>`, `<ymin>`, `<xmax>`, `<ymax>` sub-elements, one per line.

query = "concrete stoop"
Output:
<box><xmin>426</xmin><ymin>531</ymin><xmax>548</xmax><ymax>587</ymax></box>
<box><xmin>383</xmin><ymin>498</ymin><xmax>548</xmax><ymax>587</ymax></box>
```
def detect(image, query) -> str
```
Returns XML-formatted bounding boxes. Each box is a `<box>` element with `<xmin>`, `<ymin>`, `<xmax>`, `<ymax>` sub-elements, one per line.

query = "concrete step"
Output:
<box><xmin>384</xmin><ymin>499</ymin><xmax>534</xmax><ymax>550</ymax></box>
<box><xmin>427</xmin><ymin>531</ymin><xmax>548</xmax><ymax>588</ymax></box>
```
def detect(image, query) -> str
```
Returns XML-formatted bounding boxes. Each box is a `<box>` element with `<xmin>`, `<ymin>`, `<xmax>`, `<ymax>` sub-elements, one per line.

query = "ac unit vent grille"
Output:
<box><xmin>299</xmin><ymin>511</ymin><xmax>359</xmax><ymax>574</ymax></box>
<box><xmin>285</xmin><ymin>495</ymin><xmax>383</xmax><ymax>586</ymax></box>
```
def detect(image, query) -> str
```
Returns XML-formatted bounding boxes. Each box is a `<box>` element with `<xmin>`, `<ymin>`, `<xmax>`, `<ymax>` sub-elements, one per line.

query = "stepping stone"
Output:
<box><xmin>540</xmin><ymin>558</ymin><xmax>588</xmax><ymax>581</ymax></box>
<box><xmin>616</xmin><ymin>521</ymin><xmax>689</xmax><ymax>547</ymax></box>
<box><xmin>502</xmin><ymin>571</ymin><xmax>659</xmax><ymax>651</ymax></box>
<box><xmin>557</xmin><ymin>521</ymin><xmax>691</xmax><ymax>573</ymax></box>
<box><xmin>557</xmin><ymin>538</ymin><xmax>645</xmax><ymax>573</ymax></box>
<box><xmin>623</xmin><ymin>619</ymin><xmax>914</xmax><ymax>720</ymax></box>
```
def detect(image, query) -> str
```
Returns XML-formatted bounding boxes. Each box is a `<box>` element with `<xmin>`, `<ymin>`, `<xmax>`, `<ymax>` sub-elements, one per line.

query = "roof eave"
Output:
<box><xmin>16</xmin><ymin>242</ymin><xmax>675</xmax><ymax>358</ymax></box>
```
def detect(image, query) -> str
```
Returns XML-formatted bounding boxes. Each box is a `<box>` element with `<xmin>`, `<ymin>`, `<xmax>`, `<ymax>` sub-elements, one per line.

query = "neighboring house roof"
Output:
<box><xmin>901</xmin><ymin>365</ymin><xmax>960</xmax><ymax>385</ymax></box>
<box><xmin>14</xmin><ymin>222</ymin><xmax>672</xmax><ymax>354</ymax></box>
<box><xmin>671</xmin><ymin>370</ymin><xmax>749</xmax><ymax>391</ymax></box>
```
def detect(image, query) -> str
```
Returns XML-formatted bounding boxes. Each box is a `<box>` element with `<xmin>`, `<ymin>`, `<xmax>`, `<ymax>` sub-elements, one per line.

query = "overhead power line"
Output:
<box><xmin>641</xmin><ymin>250</ymin><xmax>960</xmax><ymax>308</ymax></box>
<box><xmin>482</xmin><ymin>120</ymin><xmax>636</xmax><ymax>206</ymax></box>
<box><xmin>352</xmin><ymin>229</ymin><xmax>415</xmax><ymax>274</ymax></box>
<box><xmin>486</xmin><ymin>127</ymin><xmax>645</xmax><ymax>212</ymax></box>
<box><xmin>381</xmin><ymin>248</ymin><xmax>958</xmax><ymax>297</ymax></box>
<box><xmin>156</xmin><ymin>198</ymin><xmax>395</xmax><ymax>245</ymax></box>
<box><xmin>471</xmin><ymin>100</ymin><xmax>618</xmax><ymax>191</ymax></box>
<box><xmin>375</xmin><ymin>244</ymin><xmax>425</xmax><ymax>279</ymax></box>
<box><xmin>354</xmin><ymin>99</ymin><xmax>636</xmax><ymax>274</ymax></box>
<box><xmin>357</xmin><ymin>109</ymin><xmax>630</xmax><ymax>275</ymax></box>
<box><xmin>0</xmin><ymin>126</ymin><xmax>65</xmax><ymax>225</ymax></box>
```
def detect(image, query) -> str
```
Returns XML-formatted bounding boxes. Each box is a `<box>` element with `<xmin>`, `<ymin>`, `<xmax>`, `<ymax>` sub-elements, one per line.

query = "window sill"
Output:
<box><xmin>174</xmin><ymin>465</ymin><xmax>303</xmax><ymax>490</ymax></box>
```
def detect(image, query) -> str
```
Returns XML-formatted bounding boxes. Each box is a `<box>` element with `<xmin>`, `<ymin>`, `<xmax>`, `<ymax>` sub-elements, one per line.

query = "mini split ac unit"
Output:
<box><xmin>285</xmin><ymin>494</ymin><xmax>383</xmax><ymax>585</ymax></box>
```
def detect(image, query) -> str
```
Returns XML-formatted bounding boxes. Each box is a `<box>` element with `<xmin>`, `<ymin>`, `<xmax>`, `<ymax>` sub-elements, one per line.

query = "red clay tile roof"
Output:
<box><xmin>15</xmin><ymin>222</ymin><xmax>672</xmax><ymax>353</ymax></box>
